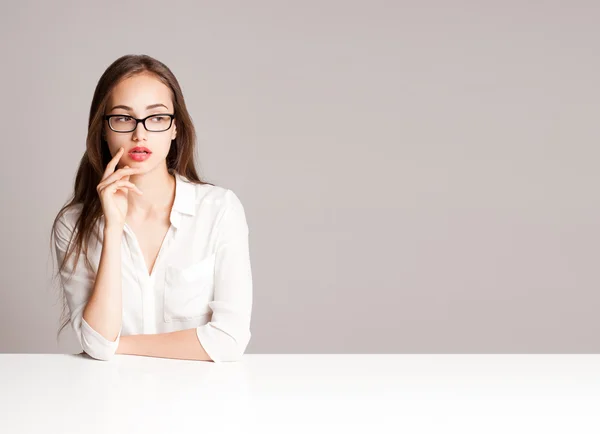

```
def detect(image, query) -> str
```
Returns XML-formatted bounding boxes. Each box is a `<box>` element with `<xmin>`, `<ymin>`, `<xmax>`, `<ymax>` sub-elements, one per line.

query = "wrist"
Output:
<box><xmin>104</xmin><ymin>225</ymin><xmax>124</xmax><ymax>237</ymax></box>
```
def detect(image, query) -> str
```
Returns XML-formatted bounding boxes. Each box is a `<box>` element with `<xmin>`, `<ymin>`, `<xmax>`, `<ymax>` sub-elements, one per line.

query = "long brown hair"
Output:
<box><xmin>49</xmin><ymin>54</ymin><xmax>214</xmax><ymax>343</ymax></box>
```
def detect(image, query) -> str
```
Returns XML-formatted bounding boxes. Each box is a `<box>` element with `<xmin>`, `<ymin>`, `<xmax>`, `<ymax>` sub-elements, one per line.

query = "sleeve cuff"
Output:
<box><xmin>81</xmin><ymin>317</ymin><xmax>121</xmax><ymax>361</ymax></box>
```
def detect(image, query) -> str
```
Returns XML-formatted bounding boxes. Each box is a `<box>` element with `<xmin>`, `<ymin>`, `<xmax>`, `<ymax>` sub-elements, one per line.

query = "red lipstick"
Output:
<box><xmin>128</xmin><ymin>146</ymin><xmax>152</xmax><ymax>162</ymax></box>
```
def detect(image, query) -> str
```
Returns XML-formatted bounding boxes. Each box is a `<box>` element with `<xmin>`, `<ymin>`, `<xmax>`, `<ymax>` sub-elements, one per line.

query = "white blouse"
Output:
<box><xmin>53</xmin><ymin>172</ymin><xmax>253</xmax><ymax>362</ymax></box>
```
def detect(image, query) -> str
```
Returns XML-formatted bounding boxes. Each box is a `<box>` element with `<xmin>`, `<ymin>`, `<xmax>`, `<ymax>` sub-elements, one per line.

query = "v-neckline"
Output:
<box><xmin>122</xmin><ymin>170</ymin><xmax>179</xmax><ymax>280</ymax></box>
<box><xmin>123</xmin><ymin>222</ymin><xmax>174</xmax><ymax>280</ymax></box>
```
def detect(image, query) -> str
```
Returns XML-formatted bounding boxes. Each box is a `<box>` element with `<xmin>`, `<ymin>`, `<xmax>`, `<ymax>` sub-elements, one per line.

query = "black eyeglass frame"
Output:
<box><xmin>103</xmin><ymin>113</ymin><xmax>175</xmax><ymax>133</ymax></box>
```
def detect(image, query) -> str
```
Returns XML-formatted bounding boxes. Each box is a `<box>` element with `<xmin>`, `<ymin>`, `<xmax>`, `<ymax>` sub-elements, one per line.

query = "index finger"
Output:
<box><xmin>102</xmin><ymin>147</ymin><xmax>125</xmax><ymax>180</ymax></box>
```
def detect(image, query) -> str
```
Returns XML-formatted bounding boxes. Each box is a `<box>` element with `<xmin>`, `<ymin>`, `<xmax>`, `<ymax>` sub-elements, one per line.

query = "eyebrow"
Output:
<box><xmin>110</xmin><ymin>103</ymin><xmax>169</xmax><ymax>111</ymax></box>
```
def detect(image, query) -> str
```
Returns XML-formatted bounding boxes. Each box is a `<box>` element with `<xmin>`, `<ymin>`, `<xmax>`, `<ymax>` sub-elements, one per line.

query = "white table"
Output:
<box><xmin>1</xmin><ymin>353</ymin><xmax>599</xmax><ymax>433</ymax></box>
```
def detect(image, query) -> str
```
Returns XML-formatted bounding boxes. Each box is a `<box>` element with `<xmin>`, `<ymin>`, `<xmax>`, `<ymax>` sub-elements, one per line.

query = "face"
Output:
<box><xmin>103</xmin><ymin>72</ymin><xmax>177</xmax><ymax>171</ymax></box>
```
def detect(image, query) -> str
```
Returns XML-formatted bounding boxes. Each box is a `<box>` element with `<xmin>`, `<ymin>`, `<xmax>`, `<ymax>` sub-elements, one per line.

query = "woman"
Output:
<box><xmin>49</xmin><ymin>54</ymin><xmax>253</xmax><ymax>362</ymax></box>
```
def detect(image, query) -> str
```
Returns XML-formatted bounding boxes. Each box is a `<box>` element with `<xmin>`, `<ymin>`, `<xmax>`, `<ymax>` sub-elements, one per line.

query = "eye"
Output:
<box><xmin>149</xmin><ymin>115</ymin><xmax>168</xmax><ymax>122</ymax></box>
<box><xmin>114</xmin><ymin>116</ymin><xmax>132</xmax><ymax>122</ymax></box>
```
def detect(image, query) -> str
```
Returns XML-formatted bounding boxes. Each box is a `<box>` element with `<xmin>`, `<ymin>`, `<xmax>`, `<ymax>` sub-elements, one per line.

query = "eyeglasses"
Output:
<box><xmin>104</xmin><ymin>113</ymin><xmax>175</xmax><ymax>133</ymax></box>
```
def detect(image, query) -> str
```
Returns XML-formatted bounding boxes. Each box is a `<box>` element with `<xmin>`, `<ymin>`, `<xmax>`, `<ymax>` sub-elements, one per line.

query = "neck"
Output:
<box><xmin>127</xmin><ymin>165</ymin><xmax>176</xmax><ymax>219</ymax></box>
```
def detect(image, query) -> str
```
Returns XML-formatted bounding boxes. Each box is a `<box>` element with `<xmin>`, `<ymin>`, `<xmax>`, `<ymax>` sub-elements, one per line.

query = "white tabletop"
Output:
<box><xmin>1</xmin><ymin>353</ymin><xmax>599</xmax><ymax>433</ymax></box>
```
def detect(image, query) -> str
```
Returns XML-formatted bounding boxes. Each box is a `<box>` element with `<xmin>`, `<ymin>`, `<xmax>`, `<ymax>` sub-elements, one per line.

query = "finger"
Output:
<box><xmin>97</xmin><ymin>167</ymin><xmax>142</xmax><ymax>191</ymax></box>
<box><xmin>123</xmin><ymin>165</ymin><xmax>130</xmax><ymax>183</ymax></box>
<box><xmin>98</xmin><ymin>180</ymin><xmax>142</xmax><ymax>196</ymax></box>
<box><xmin>98</xmin><ymin>167</ymin><xmax>140</xmax><ymax>191</ymax></box>
<box><xmin>108</xmin><ymin>184</ymin><xmax>140</xmax><ymax>196</ymax></box>
<box><xmin>114</xmin><ymin>184</ymin><xmax>143</xmax><ymax>196</ymax></box>
<box><xmin>102</xmin><ymin>147</ymin><xmax>125</xmax><ymax>180</ymax></box>
<box><xmin>101</xmin><ymin>180</ymin><xmax>137</xmax><ymax>193</ymax></box>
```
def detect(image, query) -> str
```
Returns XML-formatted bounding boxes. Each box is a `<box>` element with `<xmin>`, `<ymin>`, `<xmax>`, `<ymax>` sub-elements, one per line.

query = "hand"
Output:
<box><xmin>96</xmin><ymin>147</ymin><xmax>144</xmax><ymax>230</ymax></box>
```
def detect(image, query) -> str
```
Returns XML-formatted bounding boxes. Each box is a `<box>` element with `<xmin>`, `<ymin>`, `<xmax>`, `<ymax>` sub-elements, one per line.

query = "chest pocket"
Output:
<box><xmin>164</xmin><ymin>253</ymin><xmax>216</xmax><ymax>322</ymax></box>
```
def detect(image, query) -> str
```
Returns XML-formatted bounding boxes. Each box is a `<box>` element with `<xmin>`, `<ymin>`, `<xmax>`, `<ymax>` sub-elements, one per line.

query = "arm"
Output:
<box><xmin>80</xmin><ymin>225</ymin><xmax>123</xmax><ymax>357</ymax></box>
<box><xmin>116</xmin><ymin>329</ymin><xmax>212</xmax><ymax>361</ymax></box>
<box><xmin>53</xmin><ymin>214</ymin><xmax>123</xmax><ymax>361</ymax></box>
<box><xmin>195</xmin><ymin>189</ymin><xmax>253</xmax><ymax>362</ymax></box>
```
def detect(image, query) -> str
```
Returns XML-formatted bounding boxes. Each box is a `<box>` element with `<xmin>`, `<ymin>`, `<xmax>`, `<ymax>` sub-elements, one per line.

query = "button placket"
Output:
<box><xmin>124</xmin><ymin>222</ymin><xmax>178</xmax><ymax>333</ymax></box>
<box><xmin>124</xmin><ymin>224</ymin><xmax>156</xmax><ymax>334</ymax></box>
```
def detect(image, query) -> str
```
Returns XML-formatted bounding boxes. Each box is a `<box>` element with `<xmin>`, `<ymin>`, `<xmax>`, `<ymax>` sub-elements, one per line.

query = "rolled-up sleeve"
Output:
<box><xmin>53</xmin><ymin>212</ymin><xmax>121</xmax><ymax>361</ymax></box>
<box><xmin>196</xmin><ymin>190</ymin><xmax>253</xmax><ymax>362</ymax></box>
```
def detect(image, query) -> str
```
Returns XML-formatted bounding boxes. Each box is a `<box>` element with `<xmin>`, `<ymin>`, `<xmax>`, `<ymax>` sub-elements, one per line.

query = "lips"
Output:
<box><xmin>129</xmin><ymin>146</ymin><xmax>152</xmax><ymax>154</ymax></box>
<box><xmin>127</xmin><ymin>146</ymin><xmax>152</xmax><ymax>162</ymax></box>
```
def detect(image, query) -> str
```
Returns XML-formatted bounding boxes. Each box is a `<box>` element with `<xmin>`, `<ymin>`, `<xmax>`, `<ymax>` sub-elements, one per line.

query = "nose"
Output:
<box><xmin>132</xmin><ymin>119</ymin><xmax>147</xmax><ymax>141</ymax></box>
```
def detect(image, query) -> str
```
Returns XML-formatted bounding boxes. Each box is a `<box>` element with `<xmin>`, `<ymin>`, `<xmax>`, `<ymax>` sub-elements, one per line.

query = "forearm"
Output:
<box><xmin>82</xmin><ymin>226</ymin><xmax>123</xmax><ymax>342</ymax></box>
<box><xmin>116</xmin><ymin>328</ymin><xmax>212</xmax><ymax>361</ymax></box>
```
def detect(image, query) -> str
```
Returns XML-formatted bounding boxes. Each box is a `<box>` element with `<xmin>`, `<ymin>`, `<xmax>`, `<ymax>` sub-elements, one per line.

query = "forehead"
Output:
<box><xmin>108</xmin><ymin>73</ymin><xmax>172</xmax><ymax>110</ymax></box>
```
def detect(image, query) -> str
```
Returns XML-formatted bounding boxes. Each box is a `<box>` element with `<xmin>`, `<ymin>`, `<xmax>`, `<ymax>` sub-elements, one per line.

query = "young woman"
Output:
<box><xmin>50</xmin><ymin>54</ymin><xmax>252</xmax><ymax>362</ymax></box>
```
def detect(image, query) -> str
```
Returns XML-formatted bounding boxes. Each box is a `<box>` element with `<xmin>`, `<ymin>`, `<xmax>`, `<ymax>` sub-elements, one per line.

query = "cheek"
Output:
<box><xmin>105</xmin><ymin>133</ymin><xmax>127</xmax><ymax>150</ymax></box>
<box><xmin>155</xmin><ymin>139</ymin><xmax>174</xmax><ymax>156</ymax></box>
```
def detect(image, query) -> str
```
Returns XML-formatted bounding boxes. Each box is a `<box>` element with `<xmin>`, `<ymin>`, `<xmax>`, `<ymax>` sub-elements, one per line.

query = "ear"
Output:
<box><xmin>172</xmin><ymin>123</ymin><xmax>177</xmax><ymax>140</ymax></box>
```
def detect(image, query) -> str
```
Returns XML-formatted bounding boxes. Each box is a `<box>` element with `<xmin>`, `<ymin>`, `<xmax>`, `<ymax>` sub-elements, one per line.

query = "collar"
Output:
<box><xmin>170</xmin><ymin>171</ymin><xmax>196</xmax><ymax>228</ymax></box>
<box><xmin>98</xmin><ymin>170</ymin><xmax>196</xmax><ymax>231</ymax></box>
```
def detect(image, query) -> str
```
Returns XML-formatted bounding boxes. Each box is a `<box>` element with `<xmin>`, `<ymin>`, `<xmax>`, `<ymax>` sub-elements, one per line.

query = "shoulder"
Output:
<box><xmin>53</xmin><ymin>203</ymin><xmax>85</xmax><ymax>250</ymax></box>
<box><xmin>201</xmin><ymin>185</ymin><xmax>246</xmax><ymax>217</ymax></box>
<box><xmin>179</xmin><ymin>176</ymin><xmax>245</xmax><ymax>213</ymax></box>
<box><xmin>54</xmin><ymin>203</ymin><xmax>83</xmax><ymax>237</ymax></box>
<box><xmin>180</xmin><ymin>178</ymin><xmax>249</xmax><ymax>231</ymax></box>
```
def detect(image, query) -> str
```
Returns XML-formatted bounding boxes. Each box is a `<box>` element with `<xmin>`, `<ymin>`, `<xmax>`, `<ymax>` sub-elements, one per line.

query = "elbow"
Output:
<box><xmin>80</xmin><ymin>333</ymin><xmax>119</xmax><ymax>361</ymax></box>
<box><xmin>81</xmin><ymin>343</ymin><xmax>117</xmax><ymax>361</ymax></box>
<box><xmin>78</xmin><ymin>317</ymin><xmax>120</xmax><ymax>361</ymax></box>
<box><xmin>211</xmin><ymin>331</ymin><xmax>251</xmax><ymax>363</ymax></box>
<box><xmin>217</xmin><ymin>338</ymin><xmax>250</xmax><ymax>362</ymax></box>
<box><xmin>196</xmin><ymin>324</ymin><xmax>251</xmax><ymax>363</ymax></box>
<box><xmin>81</xmin><ymin>348</ymin><xmax>116</xmax><ymax>361</ymax></box>
<box><xmin>222</xmin><ymin>339</ymin><xmax>249</xmax><ymax>363</ymax></box>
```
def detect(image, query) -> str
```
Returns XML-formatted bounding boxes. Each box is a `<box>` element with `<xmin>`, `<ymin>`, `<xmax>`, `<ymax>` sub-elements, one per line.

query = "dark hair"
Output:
<box><xmin>49</xmin><ymin>54</ymin><xmax>214</xmax><ymax>342</ymax></box>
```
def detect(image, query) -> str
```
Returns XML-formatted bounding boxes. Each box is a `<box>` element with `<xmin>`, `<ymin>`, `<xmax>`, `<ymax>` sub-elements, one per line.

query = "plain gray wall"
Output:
<box><xmin>1</xmin><ymin>0</ymin><xmax>599</xmax><ymax>355</ymax></box>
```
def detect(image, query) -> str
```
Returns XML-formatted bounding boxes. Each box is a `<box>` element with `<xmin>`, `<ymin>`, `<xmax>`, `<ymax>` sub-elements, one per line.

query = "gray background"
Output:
<box><xmin>1</xmin><ymin>1</ymin><xmax>599</xmax><ymax>355</ymax></box>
